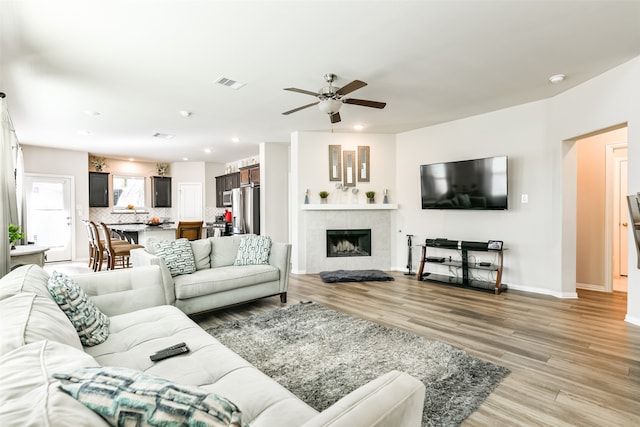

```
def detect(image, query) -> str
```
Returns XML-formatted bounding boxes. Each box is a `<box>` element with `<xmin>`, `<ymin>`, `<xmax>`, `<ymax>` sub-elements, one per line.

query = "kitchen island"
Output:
<box><xmin>108</xmin><ymin>223</ymin><xmax>176</xmax><ymax>246</ymax></box>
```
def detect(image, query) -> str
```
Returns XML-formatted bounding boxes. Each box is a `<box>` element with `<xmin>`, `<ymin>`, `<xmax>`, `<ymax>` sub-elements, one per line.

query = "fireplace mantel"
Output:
<box><xmin>301</xmin><ymin>203</ymin><xmax>398</xmax><ymax>211</ymax></box>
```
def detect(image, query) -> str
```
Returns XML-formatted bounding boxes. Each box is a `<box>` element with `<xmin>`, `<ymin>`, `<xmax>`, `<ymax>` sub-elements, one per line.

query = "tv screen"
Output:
<box><xmin>420</xmin><ymin>156</ymin><xmax>508</xmax><ymax>210</ymax></box>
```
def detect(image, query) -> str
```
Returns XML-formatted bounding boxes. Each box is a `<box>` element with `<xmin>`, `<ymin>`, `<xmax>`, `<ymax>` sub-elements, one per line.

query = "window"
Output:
<box><xmin>113</xmin><ymin>176</ymin><xmax>145</xmax><ymax>209</ymax></box>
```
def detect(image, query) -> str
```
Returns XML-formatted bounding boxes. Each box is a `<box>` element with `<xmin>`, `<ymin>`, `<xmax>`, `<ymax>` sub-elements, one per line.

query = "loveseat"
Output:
<box><xmin>0</xmin><ymin>264</ymin><xmax>426</xmax><ymax>427</ymax></box>
<box><xmin>130</xmin><ymin>235</ymin><xmax>291</xmax><ymax>315</ymax></box>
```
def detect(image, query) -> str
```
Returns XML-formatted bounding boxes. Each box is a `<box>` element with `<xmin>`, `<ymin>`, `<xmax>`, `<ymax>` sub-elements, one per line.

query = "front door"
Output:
<box><xmin>24</xmin><ymin>175</ymin><xmax>73</xmax><ymax>262</ymax></box>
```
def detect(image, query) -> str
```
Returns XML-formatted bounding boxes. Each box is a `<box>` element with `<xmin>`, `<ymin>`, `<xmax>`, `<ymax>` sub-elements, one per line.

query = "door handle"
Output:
<box><xmin>622</xmin><ymin>222</ymin><xmax>628</xmax><ymax>227</ymax></box>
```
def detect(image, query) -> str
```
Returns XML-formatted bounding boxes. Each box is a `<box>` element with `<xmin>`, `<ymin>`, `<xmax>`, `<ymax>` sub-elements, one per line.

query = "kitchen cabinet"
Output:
<box><xmin>240</xmin><ymin>164</ymin><xmax>260</xmax><ymax>186</ymax></box>
<box><xmin>215</xmin><ymin>172</ymin><xmax>240</xmax><ymax>207</ymax></box>
<box><xmin>89</xmin><ymin>172</ymin><xmax>109</xmax><ymax>207</ymax></box>
<box><xmin>152</xmin><ymin>176</ymin><xmax>172</xmax><ymax>207</ymax></box>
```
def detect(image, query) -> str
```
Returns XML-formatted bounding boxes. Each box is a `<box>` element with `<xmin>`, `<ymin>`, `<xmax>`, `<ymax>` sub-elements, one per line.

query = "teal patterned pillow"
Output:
<box><xmin>47</xmin><ymin>271</ymin><xmax>110</xmax><ymax>347</ymax></box>
<box><xmin>153</xmin><ymin>238</ymin><xmax>196</xmax><ymax>276</ymax></box>
<box><xmin>53</xmin><ymin>366</ymin><xmax>247</xmax><ymax>427</ymax></box>
<box><xmin>234</xmin><ymin>235</ymin><xmax>272</xmax><ymax>266</ymax></box>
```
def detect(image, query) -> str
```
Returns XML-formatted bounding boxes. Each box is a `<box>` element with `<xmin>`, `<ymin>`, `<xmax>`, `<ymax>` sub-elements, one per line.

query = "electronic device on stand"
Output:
<box><xmin>405</xmin><ymin>234</ymin><xmax>415</xmax><ymax>276</ymax></box>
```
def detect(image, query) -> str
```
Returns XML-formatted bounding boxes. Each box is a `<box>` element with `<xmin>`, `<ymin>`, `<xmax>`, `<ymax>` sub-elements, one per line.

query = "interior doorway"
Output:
<box><xmin>24</xmin><ymin>174</ymin><xmax>74</xmax><ymax>262</ymax></box>
<box><xmin>575</xmin><ymin>126</ymin><xmax>628</xmax><ymax>293</ymax></box>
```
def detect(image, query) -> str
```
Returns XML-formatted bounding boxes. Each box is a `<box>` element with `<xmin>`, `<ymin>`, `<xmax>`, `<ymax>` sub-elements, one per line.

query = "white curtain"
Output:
<box><xmin>1</xmin><ymin>96</ymin><xmax>20</xmax><ymax>277</ymax></box>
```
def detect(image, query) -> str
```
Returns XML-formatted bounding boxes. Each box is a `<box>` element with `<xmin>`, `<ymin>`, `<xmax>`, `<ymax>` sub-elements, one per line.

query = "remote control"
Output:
<box><xmin>150</xmin><ymin>345</ymin><xmax>189</xmax><ymax>362</ymax></box>
<box><xmin>151</xmin><ymin>342</ymin><xmax>186</xmax><ymax>356</ymax></box>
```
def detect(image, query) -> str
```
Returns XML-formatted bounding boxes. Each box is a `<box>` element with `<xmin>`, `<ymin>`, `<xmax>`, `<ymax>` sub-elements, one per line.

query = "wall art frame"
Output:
<box><xmin>357</xmin><ymin>145</ymin><xmax>370</xmax><ymax>182</ymax></box>
<box><xmin>328</xmin><ymin>145</ymin><xmax>342</xmax><ymax>181</ymax></box>
<box><xmin>343</xmin><ymin>150</ymin><xmax>356</xmax><ymax>187</ymax></box>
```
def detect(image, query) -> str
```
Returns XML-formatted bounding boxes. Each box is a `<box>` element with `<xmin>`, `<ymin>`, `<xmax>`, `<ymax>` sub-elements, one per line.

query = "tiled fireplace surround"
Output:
<box><xmin>302</xmin><ymin>207</ymin><xmax>393</xmax><ymax>273</ymax></box>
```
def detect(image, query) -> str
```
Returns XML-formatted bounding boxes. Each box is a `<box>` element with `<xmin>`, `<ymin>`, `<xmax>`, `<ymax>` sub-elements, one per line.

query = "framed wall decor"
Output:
<box><xmin>343</xmin><ymin>150</ymin><xmax>356</xmax><ymax>187</ymax></box>
<box><xmin>328</xmin><ymin>145</ymin><xmax>342</xmax><ymax>181</ymax></box>
<box><xmin>357</xmin><ymin>145</ymin><xmax>370</xmax><ymax>182</ymax></box>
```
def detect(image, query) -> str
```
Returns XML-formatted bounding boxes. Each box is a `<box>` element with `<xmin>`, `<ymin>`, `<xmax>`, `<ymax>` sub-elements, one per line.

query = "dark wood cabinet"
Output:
<box><xmin>240</xmin><ymin>164</ymin><xmax>260</xmax><ymax>186</ymax></box>
<box><xmin>224</xmin><ymin>172</ymin><xmax>240</xmax><ymax>190</ymax></box>
<box><xmin>152</xmin><ymin>176</ymin><xmax>172</xmax><ymax>207</ymax></box>
<box><xmin>89</xmin><ymin>172</ymin><xmax>109</xmax><ymax>207</ymax></box>
<box><xmin>215</xmin><ymin>172</ymin><xmax>240</xmax><ymax>207</ymax></box>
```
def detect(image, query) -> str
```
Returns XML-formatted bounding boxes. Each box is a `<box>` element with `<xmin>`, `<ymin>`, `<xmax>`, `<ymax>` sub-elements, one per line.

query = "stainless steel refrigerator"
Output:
<box><xmin>231</xmin><ymin>186</ymin><xmax>260</xmax><ymax>235</ymax></box>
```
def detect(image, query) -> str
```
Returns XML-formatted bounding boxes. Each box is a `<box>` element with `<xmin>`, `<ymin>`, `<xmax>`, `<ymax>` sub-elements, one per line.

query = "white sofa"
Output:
<box><xmin>131</xmin><ymin>235</ymin><xmax>291</xmax><ymax>315</ymax></box>
<box><xmin>0</xmin><ymin>264</ymin><xmax>426</xmax><ymax>427</ymax></box>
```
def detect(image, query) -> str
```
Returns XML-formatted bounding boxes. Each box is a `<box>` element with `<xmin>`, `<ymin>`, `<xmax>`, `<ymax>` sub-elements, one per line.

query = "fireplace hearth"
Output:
<box><xmin>326</xmin><ymin>229</ymin><xmax>371</xmax><ymax>257</ymax></box>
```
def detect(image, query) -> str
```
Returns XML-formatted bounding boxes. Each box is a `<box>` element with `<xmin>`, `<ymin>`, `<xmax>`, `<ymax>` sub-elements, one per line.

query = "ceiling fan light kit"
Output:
<box><xmin>283</xmin><ymin>73</ymin><xmax>387</xmax><ymax>123</ymax></box>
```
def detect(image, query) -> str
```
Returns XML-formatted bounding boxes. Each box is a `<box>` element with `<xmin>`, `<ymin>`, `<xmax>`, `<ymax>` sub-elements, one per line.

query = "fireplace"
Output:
<box><xmin>326</xmin><ymin>229</ymin><xmax>371</xmax><ymax>257</ymax></box>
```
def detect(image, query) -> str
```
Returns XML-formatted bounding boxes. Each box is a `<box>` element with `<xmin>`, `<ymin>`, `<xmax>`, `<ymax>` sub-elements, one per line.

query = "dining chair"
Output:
<box><xmin>83</xmin><ymin>220</ymin><xmax>98</xmax><ymax>269</ymax></box>
<box><xmin>175</xmin><ymin>221</ymin><xmax>204</xmax><ymax>241</ymax></box>
<box><xmin>97</xmin><ymin>222</ymin><xmax>144</xmax><ymax>270</ymax></box>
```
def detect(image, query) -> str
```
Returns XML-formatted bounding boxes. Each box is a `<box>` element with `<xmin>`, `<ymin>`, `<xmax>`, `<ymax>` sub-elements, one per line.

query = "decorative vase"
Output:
<box><xmin>320</xmin><ymin>198</ymin><xmax>328</xmax><ymax>204</ymax></box>
<box><xmin>95</xmin><ymin>165</ymin><xmax>102</xmax><ymax>172</ymax></box>
<box><xmin>367</xmin><ymin>198</ymin><xmax>375</xmax><ymax>204</ymax></box>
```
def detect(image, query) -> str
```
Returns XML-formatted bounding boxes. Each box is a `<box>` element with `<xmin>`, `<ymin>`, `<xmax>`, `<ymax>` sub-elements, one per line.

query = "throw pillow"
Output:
<box><xmin>53</xmin><ymin>366</ymin><xmax>247</xmax><ymax>427</ymax></box>
<box><xmin>47</xmin><ymin>271</ymin><xmax>110</xmax><ymax>347</ymax></box>
<box><xmin>152</xmin><ymin>238</ymin><xmax>197</xmax><ymax>277</ymax></box>
<box><xmin>234</xmin><ymin>235</ymin><xmax>272</xmax><ymax>266</ymax></box>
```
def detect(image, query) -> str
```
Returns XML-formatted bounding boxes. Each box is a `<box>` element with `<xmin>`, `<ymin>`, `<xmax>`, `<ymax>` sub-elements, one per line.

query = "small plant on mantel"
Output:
<box><xmin>319</xmin><ymin>191</ymin><xmax>329</xmax><ymax>204</ymax></box>
<box><xmin>366</xmin><ymin>191</ymin><xmax>375</xmax><ymax>203</ymax></box>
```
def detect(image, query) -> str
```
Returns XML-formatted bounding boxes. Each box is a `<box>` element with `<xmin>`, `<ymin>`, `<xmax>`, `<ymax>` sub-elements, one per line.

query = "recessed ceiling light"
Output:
<box><xmin>153</xmin><ymin>132</ymin><xmax>175</xmax><ymax>139</ymax></box>
<box><xmin>83</xmin><ymin>110</ymin><xmax>100</xmax><ymax>116</ymax></box>
<box><xmin>77</xmin><ymin>130</ymin><xmax>91</xmax><ymax>136</ymax></box>
<box><xmin>204</xmin><ymin>148</ymin><xmax>212</xmax><ymax>154</ymax></box>
<box><xmin>549</xmin><ymin>74</ymin><xmax>566</xmax><ymax>84</ymax></box>
<box><xmin>232</xmin><ymin>137</ymin><xmax>240</xmax><ymax>143</ymax></box>
<box><xmin>182</xmin><ymin>157</ymin><xmax>189</xmax><ymax>161</ymax></box>
<box><xmin>179</xmin><ymin>110</ymin><xmax>192</xmax><ymax>117</ymax></box>
<box><xmin>128</xmin><ymin>158</ymin><xmax>135</xmax><ymax>162</ymax></box>
<box><xmin>354</xmin><ymin>124</ymin><xmax>364</xmax><ymax>131</ymax></box>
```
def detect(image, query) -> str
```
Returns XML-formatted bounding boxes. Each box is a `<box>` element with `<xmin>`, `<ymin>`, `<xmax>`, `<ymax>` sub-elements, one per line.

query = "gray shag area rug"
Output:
<box><xmin>319</xmin><ymin>269</ymin><xmax>395</xmax><ymax>283</ymax></box>
<box><xmin>205</xmin><ymin>303</ymin><xmax>509</xmax><ymax>427</ymax></box>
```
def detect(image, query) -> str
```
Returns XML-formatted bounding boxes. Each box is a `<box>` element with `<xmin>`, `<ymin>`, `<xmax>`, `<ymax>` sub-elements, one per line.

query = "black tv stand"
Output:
<box><xmin>417</xmin><ymin>239</ymin><xmax>506</xmax><ymax>294</ymax></box>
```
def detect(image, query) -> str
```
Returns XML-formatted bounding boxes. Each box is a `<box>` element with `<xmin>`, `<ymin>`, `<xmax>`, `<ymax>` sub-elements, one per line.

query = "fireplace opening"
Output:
<box><xmin>326</xmin><ymin>229</ymin><xmax>371</xmax><ymax>257</ymax></box>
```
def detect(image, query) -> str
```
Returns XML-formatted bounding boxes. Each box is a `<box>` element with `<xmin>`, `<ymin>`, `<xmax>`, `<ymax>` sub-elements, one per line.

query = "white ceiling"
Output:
<box><xmin>2</xmin><ymin>1</ymin><xmax>639</xmax><ymax>164</ymax></box>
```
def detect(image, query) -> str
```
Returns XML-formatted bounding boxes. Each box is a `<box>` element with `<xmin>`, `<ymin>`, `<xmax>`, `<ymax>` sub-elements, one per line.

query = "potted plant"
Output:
<box><xmin>319</xmin><ymin>191</ymin><xmax>329</xmax><ymax>204</ymax></box>
<box><xmin>366</xmin><ymin>191</ymin><xmax>376</xmax><ymax>204</ymax></box>
<box><xmin>9</xmin><ymin>224</ymin><xmax>26</xmax><ymax>250</ymax></box>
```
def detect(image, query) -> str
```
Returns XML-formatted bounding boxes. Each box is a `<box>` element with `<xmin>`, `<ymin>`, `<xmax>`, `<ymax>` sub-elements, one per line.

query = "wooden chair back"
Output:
<box><xmin>176</xmin><ymin>221</ymin><xmax>204</xmax><ymax>241</ymax></box>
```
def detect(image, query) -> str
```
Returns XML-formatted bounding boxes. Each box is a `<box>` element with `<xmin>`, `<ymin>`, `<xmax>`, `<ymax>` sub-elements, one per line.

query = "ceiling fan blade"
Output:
<box><xmin>282</xmin><ymin>101</ymin><xmax>319</xmax><ymax>115</ymax></box>
<box><xmin>343</xmin><ymin>98</ymin><xmax>387</xmax><ymax>109</ymax></box>
<box><xmin>336</xmin><ymin>80</ymin><xmax>367</xmax><ymax>96</ymax></box>
<box><xmin>284</xmin><ymin>87</ymin><xmax>321</xmax><ymax>97</ymax></box>
<box><xmin>330</xmin><ymin>112</ymin><xmax>341</xmax><ymax>124</ymax></box>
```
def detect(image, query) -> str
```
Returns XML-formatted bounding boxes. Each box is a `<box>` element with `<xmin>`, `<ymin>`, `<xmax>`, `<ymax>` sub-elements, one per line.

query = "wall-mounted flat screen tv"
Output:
<box><xmin>420</xmin><ymin>156</ymin><xmax>508</xmax><ymax>210</ymax></box>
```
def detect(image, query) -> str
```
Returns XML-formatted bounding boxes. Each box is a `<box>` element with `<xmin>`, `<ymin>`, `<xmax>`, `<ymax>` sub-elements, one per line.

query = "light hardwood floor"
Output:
<box><xmin>48</xmin><ymin>262</ymin><xmax>639</xmax><ymax>426</ymax></box>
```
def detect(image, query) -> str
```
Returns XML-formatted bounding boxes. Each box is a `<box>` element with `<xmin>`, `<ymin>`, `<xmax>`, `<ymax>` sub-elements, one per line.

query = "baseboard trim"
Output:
<box><xmin>504</xmin><ymin>283</ymin><xmax>578</xmax><ymax>299</ymax></box>
<box><xmin>625</xmin><ymin>314</ymin><xmax>640</xmax><ymax>326</ymax></box>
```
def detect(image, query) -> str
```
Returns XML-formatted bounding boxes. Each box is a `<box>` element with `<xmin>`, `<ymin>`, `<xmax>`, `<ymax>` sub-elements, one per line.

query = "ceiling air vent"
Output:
<box><xmin>215</xmin><ymin>76</ymin><xmax>246</xmax><ymax>90</ymax></box>
<box><xmin>153</xmin><ymin>132</ymin><xmax>175</xmax><ymax>139</ymax></box>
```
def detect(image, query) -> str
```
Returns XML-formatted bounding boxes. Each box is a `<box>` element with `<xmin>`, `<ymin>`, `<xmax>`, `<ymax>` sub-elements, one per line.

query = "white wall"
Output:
<box><xmin>396</xmin><ymin>100</ymin><xmax>551</xmax><ymax>293</ymax></box>
<box><xmin>260</xmin><ymin>142</ymin><xmax>289</xmax><ymax>243</ymax></box>
<box><xmin>22</xmin><ymin>145</ymin><xmax>89</xmax><ymax>260</ymax></box>
<box><xmin>547</xmin><ymin>56</ymin><xmax>640</xmax><ymax>324</ymax></box>
<box><xmin>395</xmin><ymin>56</ymin><xmax>640</xmax><ymax>323</ymax></box>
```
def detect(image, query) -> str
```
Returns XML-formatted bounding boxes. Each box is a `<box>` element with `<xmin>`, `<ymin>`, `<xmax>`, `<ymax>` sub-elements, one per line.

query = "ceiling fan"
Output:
<box><xmin>282</xmin><ymin>73</ymin><xmax>387</xmax><ymax>124</ymax></box>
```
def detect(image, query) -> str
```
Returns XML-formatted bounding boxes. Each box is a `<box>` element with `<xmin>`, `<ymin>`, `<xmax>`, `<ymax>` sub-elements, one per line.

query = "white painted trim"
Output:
<box><xmin>576</xmin><ymin>282</ymin><xmax>607</xmax><ymax>291</ymax></box>
<box><xmin>301</xmin><ymin>203</ymin><xmax>398</xmax><ymax>211</ymax></box>
<box><xmin>507</xmin><ymin>283</ymin><xmax>579</xmax><ymax>299</ymax></box>
<box><xmin>604</xmin><ymin>142</ymin><xmax>628</xmax><ymax>292</ymax></box>
<box><xmin>624</xmin><ymin>314</ymin><xmax>640</xmax><ymax>327</ymax></box>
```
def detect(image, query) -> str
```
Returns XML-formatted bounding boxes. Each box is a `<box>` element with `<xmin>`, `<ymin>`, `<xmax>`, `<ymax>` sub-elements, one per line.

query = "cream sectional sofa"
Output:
<box><xmin>0</xmin><ymin>264</ymin><xmax>426</xmax><ymax>427</ymax></box>
<box><xmin>130</xmin><ymin>235</ymin><xmax>290</xmax><ymax>315</ymax></box>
